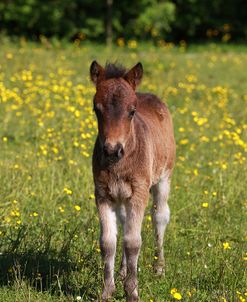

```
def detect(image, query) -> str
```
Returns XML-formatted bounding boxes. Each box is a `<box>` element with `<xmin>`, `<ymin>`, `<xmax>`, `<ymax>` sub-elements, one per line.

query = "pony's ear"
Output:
<box><xmin>90</xmin><ymin>61</ymin><xmax>105</xmax><ymax>86</ymax></box>
<box><xmin>124</xmin><ymin>62</ymin><xmax>143</xmax><ymax>90</ymax></box>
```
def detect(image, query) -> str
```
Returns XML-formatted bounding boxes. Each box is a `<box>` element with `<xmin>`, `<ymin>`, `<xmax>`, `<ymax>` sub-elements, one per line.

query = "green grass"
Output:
<box><xmin>0</xmin><ymin>41</ymin><xmax>246</xmax><ymax>302</ymax></box>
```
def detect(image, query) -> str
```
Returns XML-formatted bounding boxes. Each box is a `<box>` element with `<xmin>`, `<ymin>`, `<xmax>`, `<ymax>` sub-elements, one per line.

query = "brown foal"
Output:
<box><xmin>90</xmin><ymin>61</ymin><xmax>176</xmax><ymax>302</ymax></box>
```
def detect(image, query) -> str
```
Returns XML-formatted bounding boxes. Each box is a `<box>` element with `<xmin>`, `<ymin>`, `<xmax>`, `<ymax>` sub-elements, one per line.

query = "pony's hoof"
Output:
<box><xmin>126</xmin><ymin>294</ymin><xmax>139</xmax><ymax>302</ymax></box>
<box><xmin>153</xmin><ymin>262</ymin><xmax>165</xmax><ymax>276</ymax></box>
<box><xmin>154</xmin><ymin>265</ymin><xmax>164</xmax><ymax>276</ymax></box>
<box><xmin>102</xmin><ymin>284</ymin><xmax>115</xmax><ymax>301</ymax></box>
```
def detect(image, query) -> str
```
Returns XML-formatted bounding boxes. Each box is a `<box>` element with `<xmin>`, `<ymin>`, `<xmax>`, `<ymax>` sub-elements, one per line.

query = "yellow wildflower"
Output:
<box><xmin>6</xmin><ymin>53</ymin><xmax>13</xmax><ymax>59</ymax></box>
<box><xmin>223</xmin><ymin>242</ymin><xmax>231</xmax><ymax>250</ymax></box>
<box><xmin>58</xmin><ymin>206</ymin><xmax>65</xmax><ymax>213</ymax></box>
<box><xmin>64</xmin><ymin>187</ymin><xmax>73</xmax><ymax>195</ymax></box>
<box><xmin>74</xmin><ymin>205</ymin><xmax>81</xmax><ymax>211</ymax></box>
<box><xmin>116</xmin><ymin>37</ymin><xmax>125</xmax><ymax>47</ymax></box>
<box><xmin>180</xmin><ymin>139</ymin><xmax>189</xmax><ymax>145</ymax></box>
<box><xmin>128</xmin><ymin>40</ymin><xmax>137</xmax><ymax>49</ymax></box>
<box><xmin>170</xmin><ymin>288</ymin><xmax>182</xmax><ymax>300</ymax></box>
<box><xmin>221</xmin><ymin>163</ymin><xmax>227</xmax><ymax>170</ymax></box>
<box><xmin>187</xmin><ymin>291</ymin><xmax>192</xmax><ymax>297</ymax></box>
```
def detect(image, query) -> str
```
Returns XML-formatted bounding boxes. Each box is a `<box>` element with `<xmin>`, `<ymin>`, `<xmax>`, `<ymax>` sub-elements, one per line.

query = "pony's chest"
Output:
<box><xmin>108</xmin><ymin>177</ymin><xmax>132</xmax><ymax>201</ymax></box>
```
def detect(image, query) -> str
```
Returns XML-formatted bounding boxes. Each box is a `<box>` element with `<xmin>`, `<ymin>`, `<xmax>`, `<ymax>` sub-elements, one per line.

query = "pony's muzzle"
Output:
<box><xmin>103</xmin><ymin>142</ymin><xmax>124</xmax><ymax>161</ymax></box>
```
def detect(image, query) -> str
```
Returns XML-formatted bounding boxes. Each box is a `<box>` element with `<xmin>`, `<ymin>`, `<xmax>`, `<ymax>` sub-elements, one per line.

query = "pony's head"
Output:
<box><xmin>90</xmin><ymin>61</ymin><xmax>143</xmax><ymax>162</ymax></box>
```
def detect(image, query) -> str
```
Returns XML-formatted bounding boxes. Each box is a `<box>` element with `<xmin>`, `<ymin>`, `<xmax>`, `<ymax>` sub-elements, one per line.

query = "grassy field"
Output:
<box><xmin>0</xmin><ymin>41</ymin><xmax>247</xmax><ymax>302</ymax></box>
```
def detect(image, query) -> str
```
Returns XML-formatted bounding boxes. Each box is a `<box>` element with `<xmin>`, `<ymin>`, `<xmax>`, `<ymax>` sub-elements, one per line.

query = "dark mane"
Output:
<box><xmin>104</xmin><ymin>62</ymin><xmax>126</xmax><ymax>79</ymax></box>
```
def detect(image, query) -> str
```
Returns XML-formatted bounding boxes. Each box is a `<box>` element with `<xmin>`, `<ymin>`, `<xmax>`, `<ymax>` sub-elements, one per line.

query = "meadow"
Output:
<box><xmin>0</xmin><ymin>40</ymin><xmax>246</xmax><ymax>302</ymax></box>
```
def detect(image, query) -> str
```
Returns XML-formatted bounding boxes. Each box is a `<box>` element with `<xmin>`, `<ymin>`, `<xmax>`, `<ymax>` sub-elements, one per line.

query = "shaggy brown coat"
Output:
<box><xmin>90</xmin><ymin>61</ymin><xmax>176</xmax><ymax>302</ymax></box>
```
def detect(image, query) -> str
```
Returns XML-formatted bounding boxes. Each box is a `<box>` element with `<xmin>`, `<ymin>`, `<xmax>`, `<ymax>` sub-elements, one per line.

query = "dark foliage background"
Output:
<box><xmin>0</xmin><ymin>0</ymin><xmax>247</xmax><ymax>42</ymax></box>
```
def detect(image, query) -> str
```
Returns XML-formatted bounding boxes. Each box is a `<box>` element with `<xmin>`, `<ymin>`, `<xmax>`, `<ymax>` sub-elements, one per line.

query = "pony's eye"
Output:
<box><xmin>128</xmin><ymin>108</ymin><xmax>136</xmax><ymax>118</ymax></box>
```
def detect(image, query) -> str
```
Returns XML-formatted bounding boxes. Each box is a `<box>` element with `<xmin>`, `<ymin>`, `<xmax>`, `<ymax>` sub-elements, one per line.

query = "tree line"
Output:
<box><xmin>0</xmin><ymin>0</ymin><xmax>246</xmax><ymax>44</ymax></box>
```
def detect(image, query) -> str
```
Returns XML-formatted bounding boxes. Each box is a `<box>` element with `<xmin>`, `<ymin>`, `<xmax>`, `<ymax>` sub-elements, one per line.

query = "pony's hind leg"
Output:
<box><xmin>151</xmin><ymin>173</ymin><xmax>171</xmax><ymax>275</ymax></box>
<box><xmin>97</xmin><ymin>200</ymin><xmax>117</xmax><ymax>301</ymax></box>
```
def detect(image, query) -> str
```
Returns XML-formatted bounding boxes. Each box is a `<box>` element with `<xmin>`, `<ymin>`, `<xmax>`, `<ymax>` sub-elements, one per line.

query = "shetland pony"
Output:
<box><xmin>90</xmin><ymin>61</ymin><xmax>176</xmax><ymax>302</ymax></box>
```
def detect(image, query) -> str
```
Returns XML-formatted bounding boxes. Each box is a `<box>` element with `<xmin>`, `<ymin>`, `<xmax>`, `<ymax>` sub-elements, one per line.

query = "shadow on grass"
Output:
<box><xmin>0</xmin><ymin>251</ymin><xmax>100</xmax><ymax>300</ymax></box>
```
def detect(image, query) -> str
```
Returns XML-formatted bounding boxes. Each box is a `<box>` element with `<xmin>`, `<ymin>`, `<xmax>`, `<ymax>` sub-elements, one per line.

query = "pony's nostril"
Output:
<box><xmin>116</xmin><ymin>146</ymin><xmax>124</xmax><ymax>159</ymax></box>
<box><xmin>103</xmin><ymin>143</ymin><xmax>115</xmax><ymax>157</ymax></box>
<box><xmin>103</xmin><ymin>143</ymin><xmax>124</xmax><ymax>160</ymax></box>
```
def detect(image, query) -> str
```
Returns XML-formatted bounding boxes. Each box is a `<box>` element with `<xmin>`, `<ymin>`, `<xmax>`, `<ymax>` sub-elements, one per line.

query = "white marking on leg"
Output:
<box><xmin>123</xmin><ymin>204</ymin><xmax>145</xmax><ymax>302</ymax></box>
<box><xmin>152</xmin><ymin>172</ymin><xmax>171</xmax><ymax>273</ymax></box>
<box><xmin>98</xmin><ymin>202</ymin><xmax>117</xmax><ymax>301</ymax></box>
<box><xmin>117</xmin><ymin>204</ymin><xmax>127</xmax><ymax>279</ymax></box>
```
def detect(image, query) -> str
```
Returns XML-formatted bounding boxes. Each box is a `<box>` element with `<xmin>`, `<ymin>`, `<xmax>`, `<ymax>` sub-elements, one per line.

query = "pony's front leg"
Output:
<box><xmin>97</xmin><ymin>199</ymin><xmax>117</xmax><ymax>301</ymax></box>
<box><xmin>123</xmin><ymin>195</ymin><xmax>147</xmax><ymax>302</ymax></box>
<box><xmin>117</xmin><ymin>204</ymin><xmax>127</xmax><ymax>280</ymax></box>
